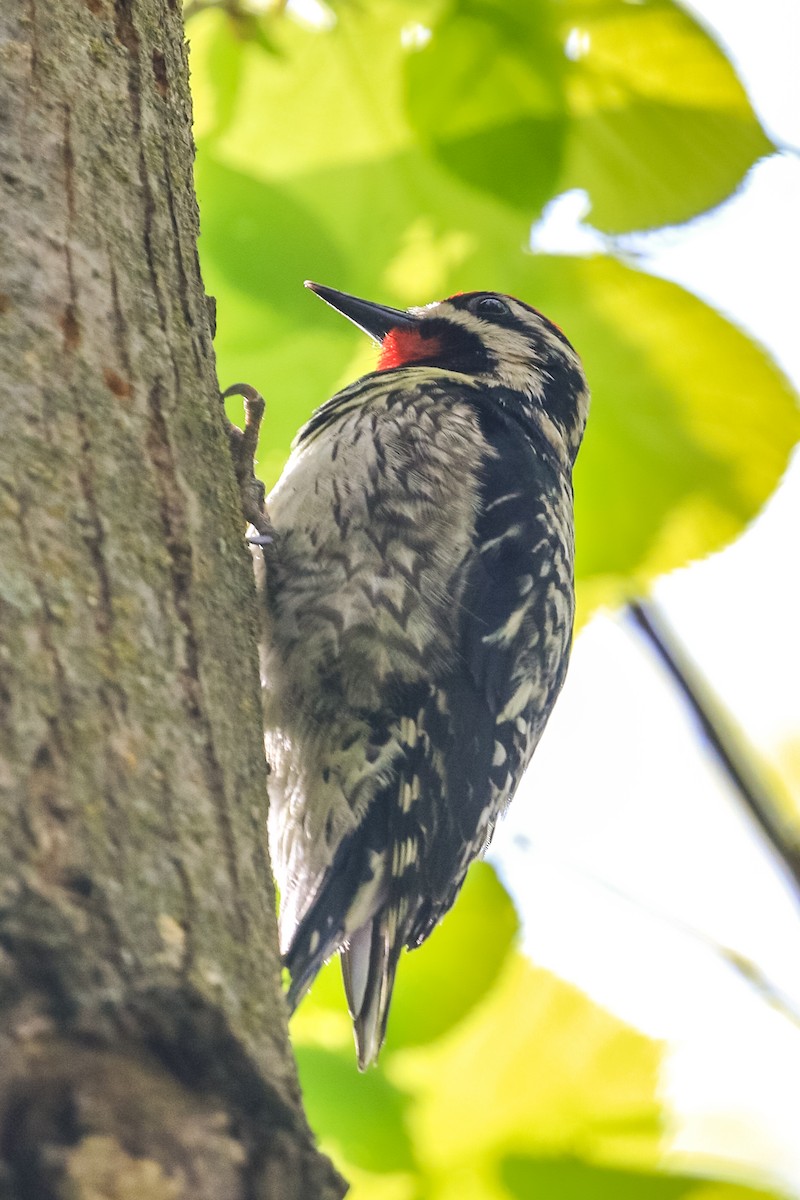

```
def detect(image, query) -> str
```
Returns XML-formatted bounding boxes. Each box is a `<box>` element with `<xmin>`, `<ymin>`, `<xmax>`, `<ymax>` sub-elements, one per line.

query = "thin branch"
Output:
<box><xmin>628</xmin><ymin>597</ymin><xmax>800</xmax><ymax>898</ymax></box>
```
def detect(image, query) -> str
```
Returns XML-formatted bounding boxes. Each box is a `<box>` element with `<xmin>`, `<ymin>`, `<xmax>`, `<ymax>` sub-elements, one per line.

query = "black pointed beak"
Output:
<box><xmin>305</xmin><ymin>281</ymin><xmax>416</xmax><ymax>343</ymax></box>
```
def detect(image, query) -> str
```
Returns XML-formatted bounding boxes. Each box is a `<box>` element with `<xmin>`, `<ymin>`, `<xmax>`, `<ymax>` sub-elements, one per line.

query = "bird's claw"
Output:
<box><xmin>221</xmin><ymin>383</ymin><xmax>275</xmax><ymax>548</ymax></box>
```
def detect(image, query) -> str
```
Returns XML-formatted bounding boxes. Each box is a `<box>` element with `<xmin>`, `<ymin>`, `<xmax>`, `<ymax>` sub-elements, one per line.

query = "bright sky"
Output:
<box><xmin>492</xmin><ymin>1</ymin><xmax>800</xmax><ymax>1193</ymax></box>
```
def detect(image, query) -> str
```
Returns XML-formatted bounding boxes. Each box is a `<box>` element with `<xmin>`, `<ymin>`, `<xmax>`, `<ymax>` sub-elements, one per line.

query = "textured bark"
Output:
<box><xmin>0</xmin><ymin>2</ymin><xmax>344</xmax><ymax>1197</ymax></box>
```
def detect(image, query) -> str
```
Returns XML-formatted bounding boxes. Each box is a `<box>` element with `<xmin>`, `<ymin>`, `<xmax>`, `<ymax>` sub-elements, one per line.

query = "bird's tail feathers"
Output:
<box><xmin>284</xmin><ymin>908</ymin><xmax>342</xmax><ymax>1013</ymax></box>
<box><xmin>341</xmin><ymin>911</ymin><xmax>405</xmax><ymax>1070</ymax></box>
<box><xmin>283</xmin><ymin>798</ymin><xmax>390</xmax><ymax>1013</ymax></box>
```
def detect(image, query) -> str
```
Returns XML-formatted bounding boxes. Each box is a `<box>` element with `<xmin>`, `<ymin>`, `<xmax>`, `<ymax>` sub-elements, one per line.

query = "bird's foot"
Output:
<box><xmin>221</xmin><ymin>383</ymin><xmax>275</xmax><ymax>547</ymax></box>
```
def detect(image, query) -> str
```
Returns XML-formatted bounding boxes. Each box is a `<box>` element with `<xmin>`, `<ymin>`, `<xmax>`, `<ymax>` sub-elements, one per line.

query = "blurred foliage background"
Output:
<box><xmin>185</xmin><ymin>0</ymin><xmax>799</xmax><ymax>1196</ymax></box>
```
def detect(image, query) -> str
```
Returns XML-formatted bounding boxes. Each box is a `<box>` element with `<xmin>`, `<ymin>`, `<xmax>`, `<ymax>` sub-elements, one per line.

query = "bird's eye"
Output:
<box><xmin>473</xmin><ymin>295</ymin><xmax>510</xmax><ymax>317</ymax></box>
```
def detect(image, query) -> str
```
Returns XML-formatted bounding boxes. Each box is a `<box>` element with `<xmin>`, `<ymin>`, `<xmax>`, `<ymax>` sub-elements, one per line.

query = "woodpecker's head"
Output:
<box><xmin>306</xmin><ymin>281</ymin><xmax>589</xmax><ymax>469</ymax></box>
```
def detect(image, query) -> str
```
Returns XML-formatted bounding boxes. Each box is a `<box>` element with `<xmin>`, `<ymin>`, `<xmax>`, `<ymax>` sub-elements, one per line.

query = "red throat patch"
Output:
<box><xmin>378</xmin><ymin>327</ymin><xmax>443</xmax><ymax>370</ymax></box>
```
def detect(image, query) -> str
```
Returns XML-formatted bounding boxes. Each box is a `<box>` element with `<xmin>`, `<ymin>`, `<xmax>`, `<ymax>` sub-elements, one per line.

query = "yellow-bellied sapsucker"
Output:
<box><xmin>255</xmin><ymin>283</ymin><xmax>589</xmax><ymax>1068</ymax></box>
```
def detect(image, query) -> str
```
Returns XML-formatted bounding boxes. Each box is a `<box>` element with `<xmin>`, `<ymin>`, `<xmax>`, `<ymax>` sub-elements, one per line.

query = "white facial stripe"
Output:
<box><xmin>417</xmin><ymin>301</ymin><xmax>581</xmax><ymax>375</ymax></box>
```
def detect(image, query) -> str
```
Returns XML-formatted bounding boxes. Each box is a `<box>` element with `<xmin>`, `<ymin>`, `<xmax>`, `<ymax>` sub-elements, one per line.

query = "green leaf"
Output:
<box><xmin>404</xmin><ymin>0</ymin><xmax>773</xmax><ymax>230</ymax></box>
<box><xmin>554</xmin><ymin>0</ymin><xmax>774</xmax><ymax>230</ymax></box>
<box><xmin>193</xmin><ymin>15</ymin><xmax>247</xmax><ymax>142</ymax></box>
<box><xmin>394</xmin><ymin>953</ymin><xmax>664</xmax><ymax>1172</ymax></box>
<box><xmin>502</xmin><ymin>1155</ymin><xmax>787</xmax><ymax>1200</ymax></box>
<box><xmin>294</xmin><ymin>1045</ymin><xmax>417</xmax><ymax>1173</ymax></box>
<box><xmin>190</xmin><ymin>0</ymin><xmax>772</xmax><ymax>239</ymax></box>
<box><xmin>404</xmin><ymin>0</ymin><xmax>567</xmax><ymax>213</ymax></box>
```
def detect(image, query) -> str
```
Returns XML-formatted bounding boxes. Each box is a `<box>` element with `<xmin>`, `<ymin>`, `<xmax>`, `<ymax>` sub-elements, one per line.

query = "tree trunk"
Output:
<box><xmin>0</xmin><ymin>2</ymin><xmax>344</xmax><ymax>1196</ymax></box>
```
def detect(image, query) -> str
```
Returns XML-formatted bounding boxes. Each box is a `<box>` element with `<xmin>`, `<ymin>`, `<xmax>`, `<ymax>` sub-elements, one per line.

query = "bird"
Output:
<box><xmin>255</xmin><ymin>282</ymin><xmax>589</xmax><ymax>1068</ymax></box>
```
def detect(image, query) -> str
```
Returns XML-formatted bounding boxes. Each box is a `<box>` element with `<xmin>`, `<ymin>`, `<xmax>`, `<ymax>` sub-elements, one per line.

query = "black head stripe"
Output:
<box><xmin>411</xmin><ymin>317</ymin><xmax>494</xmax><ymax>375</ymax></box>
<box><xmin>537</xmin><ymin>355</ymin><xmax>587</xmax><ymax>435</ymax></box>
